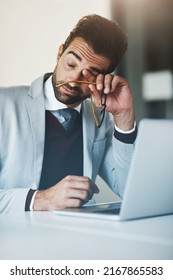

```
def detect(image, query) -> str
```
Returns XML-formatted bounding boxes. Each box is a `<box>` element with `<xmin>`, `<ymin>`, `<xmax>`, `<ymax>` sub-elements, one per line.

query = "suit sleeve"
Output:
<box><xmin>98</xmin><ymin>116</ymin><xmax>137</xmax><ymax>198</ymax></box>
<box><xmin>0</xmin><ymin>188</ymin><xmax>30</xmax><ymax>214</ymax></box>
<box><xmin>114</xmin><ymin>125</ymin><xmax>137</xmax><ymax>144</ymax></box>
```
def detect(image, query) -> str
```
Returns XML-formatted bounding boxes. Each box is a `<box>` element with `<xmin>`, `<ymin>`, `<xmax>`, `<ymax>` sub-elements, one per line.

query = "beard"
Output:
<box><xmin>52</xmin><ymin>72</ymin><xmax>90</xmax><ymax>105</ymax></box>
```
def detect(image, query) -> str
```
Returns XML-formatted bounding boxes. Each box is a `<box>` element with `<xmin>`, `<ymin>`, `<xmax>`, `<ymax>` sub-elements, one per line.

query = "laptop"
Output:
<box><xmin>53</xmin><ymin>119</ymin><xmax>173</xmax><ymax>221</ymax></box>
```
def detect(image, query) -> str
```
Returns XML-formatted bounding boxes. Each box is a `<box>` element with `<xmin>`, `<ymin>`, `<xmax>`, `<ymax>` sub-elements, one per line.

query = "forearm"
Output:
<box><xmin>99</xmin><ymin>124</ymin><xmax>137</xmax><ymax>198</ymax></box>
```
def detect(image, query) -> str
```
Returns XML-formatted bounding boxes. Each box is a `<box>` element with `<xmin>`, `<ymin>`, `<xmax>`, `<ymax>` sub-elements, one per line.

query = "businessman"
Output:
<box><xmin>0</xmin><ymin>14</ymin><xmax>137</xmax><ymax>213</ymax></box>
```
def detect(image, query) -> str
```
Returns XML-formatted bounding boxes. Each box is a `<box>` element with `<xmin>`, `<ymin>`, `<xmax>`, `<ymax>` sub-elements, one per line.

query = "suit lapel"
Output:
<box><xmin>82</xmin><ymin>100</ymin><xmax>96</xmax><ymax>179</ymax></box>
<box><xmin>25</xmin><ymin>75</ymin><xmax>46</xmax><ymax>186</ymax></box>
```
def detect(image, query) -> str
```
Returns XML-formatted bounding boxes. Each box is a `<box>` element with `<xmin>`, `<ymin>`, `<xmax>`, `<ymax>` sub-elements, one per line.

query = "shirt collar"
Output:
<box><xmin>44</xmin><ymin>76</ymin><xmax>81</xmax><ymax>112</ymax></box>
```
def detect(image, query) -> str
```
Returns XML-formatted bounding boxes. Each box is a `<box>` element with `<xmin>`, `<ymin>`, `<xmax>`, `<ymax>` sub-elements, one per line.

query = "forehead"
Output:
<box><xmin>64</xmin><ymin>37</ymin><xmax>110</xmax><ymax>72</ymax></box>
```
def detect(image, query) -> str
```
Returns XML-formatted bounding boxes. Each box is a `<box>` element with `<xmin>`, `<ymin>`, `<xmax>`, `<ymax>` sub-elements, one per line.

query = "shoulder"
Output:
<box><xmin>0</xmin><ymin>73</ymin><xmax>49</xmax><ymax>103</ymax></box>
<box><xmin>0</xmin><ymin>85</ymin><xmax>30</xmax><ymax>100</ymax></box>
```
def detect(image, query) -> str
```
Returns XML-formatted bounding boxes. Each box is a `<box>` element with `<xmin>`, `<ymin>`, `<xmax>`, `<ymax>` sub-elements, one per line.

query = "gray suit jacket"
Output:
<box><xmin>0</xmin><ymin>74</ymin><xmax>134</xmax><ymax>213</ymax></box>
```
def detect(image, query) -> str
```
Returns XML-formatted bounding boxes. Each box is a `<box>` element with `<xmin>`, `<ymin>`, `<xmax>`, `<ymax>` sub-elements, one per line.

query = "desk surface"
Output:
<box><xmin>0</xmin><ymin>212</ymin><xmax>173</xmax><ymax>260</ymax></box>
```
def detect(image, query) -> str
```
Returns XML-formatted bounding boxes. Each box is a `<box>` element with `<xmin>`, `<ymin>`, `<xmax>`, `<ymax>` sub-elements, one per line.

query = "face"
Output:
<box><xmin>52</xmin><ymin>37</ymin><xmax>110</xmax><ymax>107</ymax></box>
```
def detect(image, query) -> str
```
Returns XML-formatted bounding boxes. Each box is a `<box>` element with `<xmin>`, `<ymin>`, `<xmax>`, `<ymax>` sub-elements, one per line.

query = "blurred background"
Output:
<box><xmin>112</xmin><ymin>0</ymin><xmax>173</xmax><ymax>122</ymax></box>
<box><xmin>0</xmin><ymin>0</ymin><xmax>172</xmax><ymax>202</ymax></box>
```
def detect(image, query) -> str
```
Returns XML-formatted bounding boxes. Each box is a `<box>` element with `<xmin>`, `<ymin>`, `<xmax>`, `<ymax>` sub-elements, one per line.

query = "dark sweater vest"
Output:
<box><xmin>39</xmin><ymin>111</ymin><xmax>83</xmax><ymax>189</ymax></box>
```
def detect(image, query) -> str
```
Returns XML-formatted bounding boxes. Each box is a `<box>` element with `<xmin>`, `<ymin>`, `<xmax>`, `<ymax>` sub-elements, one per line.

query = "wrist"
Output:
<box><xmin>33</xmin><ymin>188</ymin><xmax>54</xmax><ymax>211</ymax></box>
<box><xmin>115</xmin><ymin>121</ymin><xmax>136</xmax><ymax>134</ymax></box>
<box><xmin>113</xmin><ymin>110</ymin><xmax>135</xmax><ymax>131</ymax></box>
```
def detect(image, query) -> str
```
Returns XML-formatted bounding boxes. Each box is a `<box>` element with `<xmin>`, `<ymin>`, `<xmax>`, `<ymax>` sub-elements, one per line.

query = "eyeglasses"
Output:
<box><xmin>55</xmin><ymin>80</ymin><xmax>107</xmax><ymax>128</ymax></box>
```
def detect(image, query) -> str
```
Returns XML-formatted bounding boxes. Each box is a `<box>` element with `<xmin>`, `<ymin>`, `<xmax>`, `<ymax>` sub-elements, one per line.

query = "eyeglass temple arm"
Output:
<box><xmin>55</xmin><ymin>80</ymin><xmax>96</xmax><ymax>88</ymax></box>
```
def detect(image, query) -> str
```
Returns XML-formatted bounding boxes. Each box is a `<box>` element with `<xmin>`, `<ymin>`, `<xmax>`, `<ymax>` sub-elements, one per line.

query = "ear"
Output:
<box><xmin>57</xmin><ymin>44</ymin><xmax>64</xmax><ymax>60</ymax></box>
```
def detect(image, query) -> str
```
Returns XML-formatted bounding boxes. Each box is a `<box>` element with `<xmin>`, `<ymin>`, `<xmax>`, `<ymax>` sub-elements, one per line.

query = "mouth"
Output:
<box><xmin>62</xmin><ymin>85</ymin><xmax>79</xmax><ymax>96</ymax></box>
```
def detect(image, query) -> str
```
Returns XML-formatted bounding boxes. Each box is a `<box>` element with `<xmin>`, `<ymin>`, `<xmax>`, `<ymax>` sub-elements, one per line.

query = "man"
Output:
<box><xmin>0</xmin><ymin>14</ymin><xmax>137</xmax><ymax>213</ymax></box>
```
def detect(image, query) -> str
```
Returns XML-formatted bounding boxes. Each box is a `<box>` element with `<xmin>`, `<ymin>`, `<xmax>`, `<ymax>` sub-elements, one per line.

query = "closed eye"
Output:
<box><xmin>67</xmin><ymin>63</ymin><xmax>75</xmax><ymax>68</ymax></box>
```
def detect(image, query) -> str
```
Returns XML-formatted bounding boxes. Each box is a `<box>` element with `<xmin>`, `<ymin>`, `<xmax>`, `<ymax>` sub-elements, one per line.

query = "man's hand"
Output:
<box><xmin>33</xmin><ymin>175</ymin><xmax>99</xmax><ymax>211</ymax></box>
<box><xmin>83</xmin><ymin>70</ymin><xmax>135</xmax><ymax>131</ymax></box>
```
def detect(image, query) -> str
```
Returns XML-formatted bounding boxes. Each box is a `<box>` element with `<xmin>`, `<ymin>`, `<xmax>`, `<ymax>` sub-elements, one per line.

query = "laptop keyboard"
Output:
<box><xmin>93</xmin><ymin>207</ymin><xmax>121</xmax><ymax>215</ymax></box>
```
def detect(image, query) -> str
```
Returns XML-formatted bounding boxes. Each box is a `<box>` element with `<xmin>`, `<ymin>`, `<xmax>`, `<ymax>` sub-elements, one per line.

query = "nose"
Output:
<box><xmin>68</xmin><ymin>81</ymin><xmax>79</xmax><ymax>87</ymax></box>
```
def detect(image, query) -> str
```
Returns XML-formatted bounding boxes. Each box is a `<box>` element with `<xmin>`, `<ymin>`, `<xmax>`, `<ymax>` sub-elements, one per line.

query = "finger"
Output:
<box><xmin>95</xmin><ymin>74</ymin><xmax>104</xmax><ymax>91</ymax></box>
<box><xmin>111</xmin><ymin>75</ymin><xmax>128</xmax><ymax>92</ymax></box>
<box><xmin>90</xmin><ymin>181</ymin><xmax>100</xmax><ymax>194</ymax></box>
<box><xmin>82</xmin><ymin>69</ymin><xmax>96</xmax><ymax>84</ymax></box>
<box><xmin>63</xmin><ymin>175</ymin><xmax>92</xmax><ymax>183</ymax></box>
<box><xmin>103</xmin><ymin>74</ymin><xmax>114</xmax><ymax>94</ymax></box>
<box><xmin>65</xmin><ymin>198</ymin><xmax>86</xmax><ymax>208</ymax></box>
<box><xmin>65</xmin><ymin>188</ymin><xmax>92</xmax><ymax>202</ymax></box>
<box><xmin>95</xmin><ymin>74</ymin><xmax>114</xmax><ymax>94</ymax></box>
<box><xmin>67</xmin><ymin>176</ymin><xmax>99</xmax><ymax>195</ymax></box>
<box><xmin>64</xmin><ymin>176</ymin><xmax>99</xmax><ymax>198</ymax></box>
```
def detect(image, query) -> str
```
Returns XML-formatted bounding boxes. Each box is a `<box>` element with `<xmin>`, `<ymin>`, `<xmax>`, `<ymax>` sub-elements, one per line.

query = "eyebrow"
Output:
<box><xmin>67</xmin><ymin>51</ymin><xmax>104</xmax><ymax>75</ymax></box>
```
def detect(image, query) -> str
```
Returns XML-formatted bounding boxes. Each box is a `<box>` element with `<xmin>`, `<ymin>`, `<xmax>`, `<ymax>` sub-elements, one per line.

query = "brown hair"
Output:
<box><xmin>63</xmin><ymin>14</ymin><xmax>127</xmax><ymax>73</ymax></box>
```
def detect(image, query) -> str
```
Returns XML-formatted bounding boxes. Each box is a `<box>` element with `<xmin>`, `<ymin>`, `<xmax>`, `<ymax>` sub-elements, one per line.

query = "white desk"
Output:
<box><xmin>0</xmin><ymin>212</ymin><xmax>173</xmax><ymax>259</ymax></box>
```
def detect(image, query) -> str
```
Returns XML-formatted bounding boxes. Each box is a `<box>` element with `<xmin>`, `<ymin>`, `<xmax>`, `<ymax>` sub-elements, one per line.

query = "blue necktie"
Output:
<box><xmin>58</xmin><ymin>108</ymin><xmax>78</xmax><ymax>131</ymax></box>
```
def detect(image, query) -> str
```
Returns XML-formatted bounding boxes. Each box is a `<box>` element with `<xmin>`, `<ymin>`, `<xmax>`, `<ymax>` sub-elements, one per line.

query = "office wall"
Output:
<box><xmin>0</xmin><ymin>0</ymin><xmax>118</xmax><ymax>202</ymax></box>
<box><xmin>0</xmin><ymin>0</ymin><xmax>110</xmax><ymax>86</ymax></box>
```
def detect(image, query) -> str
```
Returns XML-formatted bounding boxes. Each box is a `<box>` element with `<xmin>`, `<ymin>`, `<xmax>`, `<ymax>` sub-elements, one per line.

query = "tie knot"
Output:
<box><xmin>58</xmin><ymin>108</ymin><xmax>79</xmax><ymax>130</ymax></box>
<box><xmin>58</xmin><ymin>108</ymin><xmax>78</xmax><ymax>120</ymax></box>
